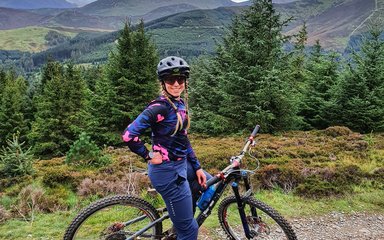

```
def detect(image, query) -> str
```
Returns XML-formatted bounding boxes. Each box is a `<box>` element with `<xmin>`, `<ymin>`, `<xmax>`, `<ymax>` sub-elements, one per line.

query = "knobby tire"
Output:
<box><xmin>63</xmin><ymin>195</ymin><xmax>162</xmax><ymax>240</ymax></box>
<box><xmin>218</xmin><ymin>196</ymin><xmax>297</xmax><ymax>240</ymax></box>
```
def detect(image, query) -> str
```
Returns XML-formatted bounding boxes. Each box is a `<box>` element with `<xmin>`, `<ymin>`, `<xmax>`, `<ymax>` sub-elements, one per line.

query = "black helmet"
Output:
<box><xmin>157</xmin><ymin>56</ymin><xmax>190</xmax><ymax>80</ymax></box>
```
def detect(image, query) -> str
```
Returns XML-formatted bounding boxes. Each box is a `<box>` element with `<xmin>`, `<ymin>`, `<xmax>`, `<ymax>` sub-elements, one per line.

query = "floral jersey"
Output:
<box><xmin>122</xmin><ymin>95</ymin><xmax>201</xmax><ymax>171</ymax></box>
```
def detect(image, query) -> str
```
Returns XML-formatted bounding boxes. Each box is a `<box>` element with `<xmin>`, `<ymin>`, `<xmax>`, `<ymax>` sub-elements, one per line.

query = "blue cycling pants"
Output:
<box><xmin>148</xmin><ymin>160</ymin><xmax>199</xmax><ymax>240</ymax></box>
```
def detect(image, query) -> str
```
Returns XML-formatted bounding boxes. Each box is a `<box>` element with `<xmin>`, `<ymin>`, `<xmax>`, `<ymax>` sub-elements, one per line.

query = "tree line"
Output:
<box><xmin>0</xmin><ymin>0</ymin><xmax>383</xmax><ymax>159</ymax></box>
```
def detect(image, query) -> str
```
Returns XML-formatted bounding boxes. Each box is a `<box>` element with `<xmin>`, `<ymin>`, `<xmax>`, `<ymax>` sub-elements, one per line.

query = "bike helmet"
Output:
<box><xmin>157</xmin><ymin>56</ymin><xmax>190</xmax><ymax>80</ymax></box>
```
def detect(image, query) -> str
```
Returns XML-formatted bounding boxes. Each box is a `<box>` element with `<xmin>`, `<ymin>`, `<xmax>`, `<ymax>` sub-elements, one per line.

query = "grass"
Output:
<box><xmin>1</xmin><ymin>130</ymin><xmax>383</xmax><ymax>239</ymax></box>
<box><xmin>0</xmin><ymin>188</ymin><xmax>383</xmax><ymax>239</ymax></box>
<box><xmin>0</xmin><ymin>27</ymin><xmax>77</xmax><ymax>52</ymax></box>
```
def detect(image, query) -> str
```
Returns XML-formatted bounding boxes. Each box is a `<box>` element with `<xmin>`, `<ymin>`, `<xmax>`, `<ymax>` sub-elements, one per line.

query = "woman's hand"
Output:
<box><xmin>196</xmin><ymin>169</ymin><xmax>207</xmax><ymax>188</ymax></box>
<box><xmin>149</xmin><ymin>152</ymin><xmax>163</xmax><ymax>165</ymax></box>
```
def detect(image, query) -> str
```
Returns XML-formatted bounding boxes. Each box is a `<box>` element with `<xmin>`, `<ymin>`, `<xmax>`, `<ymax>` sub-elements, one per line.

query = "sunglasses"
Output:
<box><xmin>163</xmin><ymin>76</ymin><xmax>187</xmax><ymax>85</ymax></box>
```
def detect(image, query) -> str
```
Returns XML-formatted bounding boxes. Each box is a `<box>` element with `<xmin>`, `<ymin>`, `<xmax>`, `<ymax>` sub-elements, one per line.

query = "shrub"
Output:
<box><xmin>324</xmin><ymin>126</ymin><xmax>353</xmax><ymax>137</ymax></box>
<box><xmin>0</xmin><ymin>134</ymin><xmax>34</xmax><ymax>177</ymax></box>
<box><xmin>66</xmin><ymin>132</ymin><xmax>111</xmax><ymax>167</ymax></box>
<box><xmin>295</xmin><ymin>165</ymin><xmax>364</xmax><ymax>198</ymax></box>
<box><xmin>15</xmin><ymin>185</ymin><xmax>45</xmax><ymax>221</ymax></box>
<box><xmin>254</xmin><ymin>161</ymin><xmax>304</xmax><ymax>193</ymax></box>
<box><xmin>43</xmin><ymin>186</ymin><xmax>75</xmax><ymax>212</ymax></box>
<box><xmin>42</xmin><ymin>166</ymin><xmax>77</xmax><ymax>189</ymax></box>
<box><xmin>0</xmin><ymin>205</ymin><xmax>10</xmax><ymax>223</ymax></box>
<box><xmin>295</xmin><ymin>176</ymin><xmax>345</xmax><ymax>198</ymax></box>
<box><xmin>254</xmin><ymin>164</ymin><xmax>280</xmax><ymax>189</ymax></box>
<box><xmin>77</xmin><ymin>172</ymin><xmax>150</xmax><ymax>198</ymax></box>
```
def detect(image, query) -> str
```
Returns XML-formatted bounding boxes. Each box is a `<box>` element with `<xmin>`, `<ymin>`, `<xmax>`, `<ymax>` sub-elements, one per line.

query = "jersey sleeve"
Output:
<box><xmin>186</xmin><ymin>137</ymin><xmax>201</xmax><ymax>171</ymax></box>
<box><xmin>122</xmin><ymin>102</ymin><xmax>168</xmax><ymax>160</ymax></box>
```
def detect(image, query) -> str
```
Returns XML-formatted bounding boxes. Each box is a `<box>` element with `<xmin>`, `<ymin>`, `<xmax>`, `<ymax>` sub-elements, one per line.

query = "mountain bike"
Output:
<box><xmin>64</xmin><ymin>125</ymin><xmax>297</xmax><ymax>240</ymax></box>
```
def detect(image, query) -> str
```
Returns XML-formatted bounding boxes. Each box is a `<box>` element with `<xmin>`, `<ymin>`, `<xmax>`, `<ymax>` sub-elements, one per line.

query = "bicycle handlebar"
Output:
<box><xmin>206</xmin><ymin>175</ymin><xmax>220</xmax><ymax>187</ymax></box>
<box><xmin>206</xmin><ymin>124</ymin><xmax>260</xmax><ymax>188</ymax></box>
<box><xmin>250</xmin><ymin>125</ymin><xmax>260</xmax><ymax>138</ymax></box>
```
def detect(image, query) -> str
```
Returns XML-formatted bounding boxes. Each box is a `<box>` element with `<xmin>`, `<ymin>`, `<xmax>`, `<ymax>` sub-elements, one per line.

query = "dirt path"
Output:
<box><xmin>199</xmin><ymin>212</ymin><xmax>384</xmax><ymax>239</ymax></box>
<box><xmin>291</xmin><ymin>212</ymin><xmax>384</xmax><ymax>240</ymax></box>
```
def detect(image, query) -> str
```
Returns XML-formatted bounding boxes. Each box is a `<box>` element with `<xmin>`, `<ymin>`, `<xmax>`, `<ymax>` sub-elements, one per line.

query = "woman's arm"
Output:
<box><xmin>186</xmin><ymin>138</ymin><xmax>201</xmax><ymax>171</ymax></box>
<box><xmin>122</xmin><ymin>102</ymin><xmax>167</xmax><ymax>161</ymax></box>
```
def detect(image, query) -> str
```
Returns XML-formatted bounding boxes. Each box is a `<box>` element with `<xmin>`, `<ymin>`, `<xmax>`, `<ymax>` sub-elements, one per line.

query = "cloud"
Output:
<box><xmin>66</xmin><ymin>0</ymin><xmax>96</xmax><ymax>7</ymax></box>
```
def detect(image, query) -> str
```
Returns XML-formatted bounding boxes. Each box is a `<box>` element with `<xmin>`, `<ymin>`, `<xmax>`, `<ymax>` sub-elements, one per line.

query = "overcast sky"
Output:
<box><xmin>66</xmin><ymin>0</ymin><xmax>96</xmax><ymax>7</ymax></box>
<box><xmin>66</xmin><ymin>0</ymin><xmax>296</xmax><ymax>7</ymax></box>
<box><xmin>66</xmin><ymin>0</ymin><xmax>251</xmax><ymax>7</ymax></box>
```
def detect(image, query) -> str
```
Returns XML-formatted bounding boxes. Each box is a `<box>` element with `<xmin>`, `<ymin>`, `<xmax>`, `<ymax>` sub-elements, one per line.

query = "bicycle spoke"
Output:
<box><xmin>70</xmin><ymin>201</ymin><xmax>159</xmax><ymax>239</ymax></box>
<box><xmin>219</xmin><ymin>196</ymin><xmax>296</xmax><ymax>240</ymax></box>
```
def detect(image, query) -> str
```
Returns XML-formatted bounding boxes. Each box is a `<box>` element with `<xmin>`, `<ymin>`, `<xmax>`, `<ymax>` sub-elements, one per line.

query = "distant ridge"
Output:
<box><xmin>0</xmin><ymin>7</ymin><xmax>49</xmax><ymax>29</ymax></box>
<box><xmin>79</xmin><ymin>0</ymin><xmax>244</xmax><ymax>16</ymax></box>
<box><xmin>0</xmin><ymin>0</ymin><xmax>76</xmax><ymax>9</ymax></box>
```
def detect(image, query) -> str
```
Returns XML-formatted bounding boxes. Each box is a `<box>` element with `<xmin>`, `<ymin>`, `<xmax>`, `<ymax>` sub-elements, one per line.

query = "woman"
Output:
<box><xmin>122</xmin><ymin>56</ymin><xmax>210</xmax><ymax>239</ymax></box>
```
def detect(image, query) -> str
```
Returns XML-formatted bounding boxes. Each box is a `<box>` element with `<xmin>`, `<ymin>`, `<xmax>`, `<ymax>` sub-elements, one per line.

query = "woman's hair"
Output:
<box><xmin>160</xmin><ymin>81</ymin><xmax>191</xmax><ymax>136</ymax></box>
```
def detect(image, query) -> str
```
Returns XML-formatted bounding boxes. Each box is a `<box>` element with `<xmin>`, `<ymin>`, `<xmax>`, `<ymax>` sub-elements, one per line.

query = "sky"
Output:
<box><xmin>66</xmin><ymin>0</ymin><xmax>96</xmax><ymax>7</ymax></box>
<box><xmin>66</xmin><ymin>0</ymin><xmax>296</xmax><ymax>7</ymax></box>
<box><xmin>66</xmin><ymin>0</ymin><xmax>251</xmax><ymax>7</ymax></box>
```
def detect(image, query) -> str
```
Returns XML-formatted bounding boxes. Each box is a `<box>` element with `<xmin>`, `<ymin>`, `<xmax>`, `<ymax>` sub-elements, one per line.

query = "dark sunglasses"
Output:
<box><xmin>163</xmin><ymin>76</ymin><xmax>186</xmax><ymax>85</ymax></box>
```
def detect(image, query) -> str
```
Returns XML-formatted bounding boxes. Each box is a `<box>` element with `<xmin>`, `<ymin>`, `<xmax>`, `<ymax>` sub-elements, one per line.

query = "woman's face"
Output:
<box><xmin>163</xmin><ymin>75</ymin><xmax>186</xmax><ymax>97</ymax></box>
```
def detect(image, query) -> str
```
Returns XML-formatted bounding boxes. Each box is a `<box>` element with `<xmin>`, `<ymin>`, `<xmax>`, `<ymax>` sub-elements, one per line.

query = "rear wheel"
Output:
<box><xmin>64</xmin><ymin>195</ymin><xmax>163</xmax><ymax>240</ymax></box>
<box><xmin>218</xmin><ymin>196</ymin><xmax>297</xmax><ymax>240</ymax></box>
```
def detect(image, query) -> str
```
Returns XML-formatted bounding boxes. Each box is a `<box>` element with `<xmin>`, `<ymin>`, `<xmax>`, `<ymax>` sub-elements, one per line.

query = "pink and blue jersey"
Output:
<box><xmin>122</xmin><ymin>96</ymin><xmax>201</xmax><ymax>172</ymax></box>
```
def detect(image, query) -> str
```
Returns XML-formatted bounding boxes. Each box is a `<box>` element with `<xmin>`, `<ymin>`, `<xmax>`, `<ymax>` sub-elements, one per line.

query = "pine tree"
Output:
<box><xmin>0</xmin><ymin>73</ymin><xmax>30</xmax><ymax>146</ymax></box>
<box><xmin>86</xmin><ymin>70</ymin><xmax>120</xmax><ymax>145</ymax></box>
<box><xmin>29</xmin><ymin>61</ymin><xmax>87</xmax><ymax>157</ymax></box>
<box><xmin>332</xmin><ymin>24</ymin><xmax>384</xmax><ymax>132</ymax></box>
<box><xmin>81</xmin><ymin>65</ymin><xmax>103</xmax><ymax>92</ymax></box>
<box><xmin>104</xmin><ymin>20</ymin><xmax>159</xmax><ymax>132</ymax></box>
<box><xmin>0</xmin><ymin>69</ymin><xmax>6</xmax><ymax>96</ymax></box>
<box><xmin>63</xmin><ymin>62</ymin><xmax>88</xmax><ymax>136</ymax></box>
<box><xmin>189</xmin><ymin>57</ymin><xmax>230</xmax><ymax>134</ymax></box>
<box><xmin>300</xmin><ymin>41</ymin><xmax>340</xmax><ymax>129</ymax></box>
<box><xmin>191</xmin><ymin>0</ymin><xmax>297</xmax><ymax>133</ymax></box>
<box><xmin>287</xmin><ymin>23</ymin><xmax>308</xmax><ymax>90</ymax></box>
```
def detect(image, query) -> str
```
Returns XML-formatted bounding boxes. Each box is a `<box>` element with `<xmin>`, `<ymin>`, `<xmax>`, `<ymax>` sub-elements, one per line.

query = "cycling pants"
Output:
<box><xmin>148</xmin><ymin>159</ymin><xmax>198</xmax><ymax>240</ymax></box>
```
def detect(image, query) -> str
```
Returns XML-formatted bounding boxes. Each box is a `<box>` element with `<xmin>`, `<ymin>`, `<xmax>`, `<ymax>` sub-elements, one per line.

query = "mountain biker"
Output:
<box><xmin>122</xmin><ymin>56</ymin><xmax>211</xmax><ymax>240</ymax></box>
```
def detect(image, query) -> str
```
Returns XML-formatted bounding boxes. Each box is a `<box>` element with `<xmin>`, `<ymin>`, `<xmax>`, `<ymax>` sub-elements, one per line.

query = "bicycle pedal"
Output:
<box><xmin>163</xmin><ymin>235</ymin><xmax>177</xmax><ymax>240</ymax></box>
<box><xmin>163</xmin><ymin>226</ymin><xmax>177</xmax><ymax>240</ymax></box>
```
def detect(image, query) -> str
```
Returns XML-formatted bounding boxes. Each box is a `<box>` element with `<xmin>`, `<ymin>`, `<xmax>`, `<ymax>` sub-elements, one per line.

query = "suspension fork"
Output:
<box><xmin>232</xmin><ymin>179</ymin><xmax>253</xmax><ymax>239</ymax></box>
<box><xmin>243</xmin><ymin>173</ymin><xmax>258</xmax><ymax>218</ymax></box>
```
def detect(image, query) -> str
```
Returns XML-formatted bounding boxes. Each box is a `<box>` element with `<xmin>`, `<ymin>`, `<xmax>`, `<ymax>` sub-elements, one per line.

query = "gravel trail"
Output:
<box><xmin>200</xmin><ymin>212</ymin><xmax>384</xmax><ymax>239</ymax></box>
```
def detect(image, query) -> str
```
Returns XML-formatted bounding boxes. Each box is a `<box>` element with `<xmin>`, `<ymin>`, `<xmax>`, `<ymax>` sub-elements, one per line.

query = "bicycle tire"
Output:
<box><xmin>218</xmin><ymin>196</ymin><xmax>297</xmax><ymax>240</ymax></box>
<box><xmin>64</xmin><ymin>195</ymin><xmax>163</xmax><ymax>240</ymax></box>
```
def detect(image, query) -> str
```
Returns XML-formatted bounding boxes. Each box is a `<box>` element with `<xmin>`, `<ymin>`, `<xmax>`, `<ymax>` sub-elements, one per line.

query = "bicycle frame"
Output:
<box><xmin>126</xmin><ymin>170</ymin><xmax>256</xmax><ymax>240</ymax></box>
<box><xmin>126</xmin><ymin>125</ymin><xmax>261</xmax><ymax>240</ymax></box>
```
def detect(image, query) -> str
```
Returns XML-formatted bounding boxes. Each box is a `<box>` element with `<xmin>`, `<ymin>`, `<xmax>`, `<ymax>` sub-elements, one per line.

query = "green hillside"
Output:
<box><xmin>0</xmin><ymin>27</ymin><xmax>77</xmax><ymax>52</ymax></box>
<box><xmin>31</xmin><ymin>7</ymin><xmax>241</xmax><ymax>65</ymax></box>
<box><xmin>1</xmin><ymin>0</ymin><xmax>382</xmax><ymax>65</ymax></box>
<box><xmin>79</xmin><ymin>0</ymin><xmax>238</xmax><ymax>16</ymax></box>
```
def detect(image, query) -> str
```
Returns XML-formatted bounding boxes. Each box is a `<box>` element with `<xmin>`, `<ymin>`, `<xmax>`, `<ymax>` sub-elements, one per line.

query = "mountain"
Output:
<box><xmin>79</xmin><ymin>0</ymin><xmax>244</xmax><ymax>16</ymax></box>
<box><xmin>145</xmin><ymin>6</ymin><xmax>243</xmax><ymax>30</ymax></box>
<box><xmin>2</xmin><ymin>0</ymin><xmax>383</xmax><ymax>69</ymax></box>
<box><xmin>42</xmin><ymin>10</ymin><xmax>124</xmax><ymax>30</ymax></box>
<box><xmin>30</xmin><ymin>6</ymin><xmax>243</xmax><ymax>66</ymax></box>
<box><xmin>284</xmin><ymin>0</ymin><xmax>378</xmax><ymax>50</ymax></box>
<box><xmin>0</xmin><ymin>0</ymin><xmax>76</xmax><ymax>9</ymax></box>
<box><xmin>66</xmin><ymin>0</ymin><xmax>96</xmax><ymax>7</ymax></box>
<box><xmin>0</xmin><ymin>7</ymin><xmax>49</xmax><ymax>30</ymax></box>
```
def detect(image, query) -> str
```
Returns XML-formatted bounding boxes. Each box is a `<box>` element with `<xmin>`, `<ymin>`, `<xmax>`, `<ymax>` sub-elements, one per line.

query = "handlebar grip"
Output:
<box><xmin>250</xmin><ymin>125</ymin><xmax>260</xmax><ymax>137</ymax></box>
<box><xmin>206</xmin><ymin>175</ymin><xmax>220</xmax><ymax>187</ymax></box>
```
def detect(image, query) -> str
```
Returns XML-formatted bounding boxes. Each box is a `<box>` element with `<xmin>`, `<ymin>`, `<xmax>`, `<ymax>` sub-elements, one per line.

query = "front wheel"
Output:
<box><xmin>218</xmin><ymin>196</ymin><xmax>297</xmax><ymax>240</ymax></box>
<box><xmin>64</xmin><ymin>195</ymin><xmax>163</xmax><ymax>240</ymax></box>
